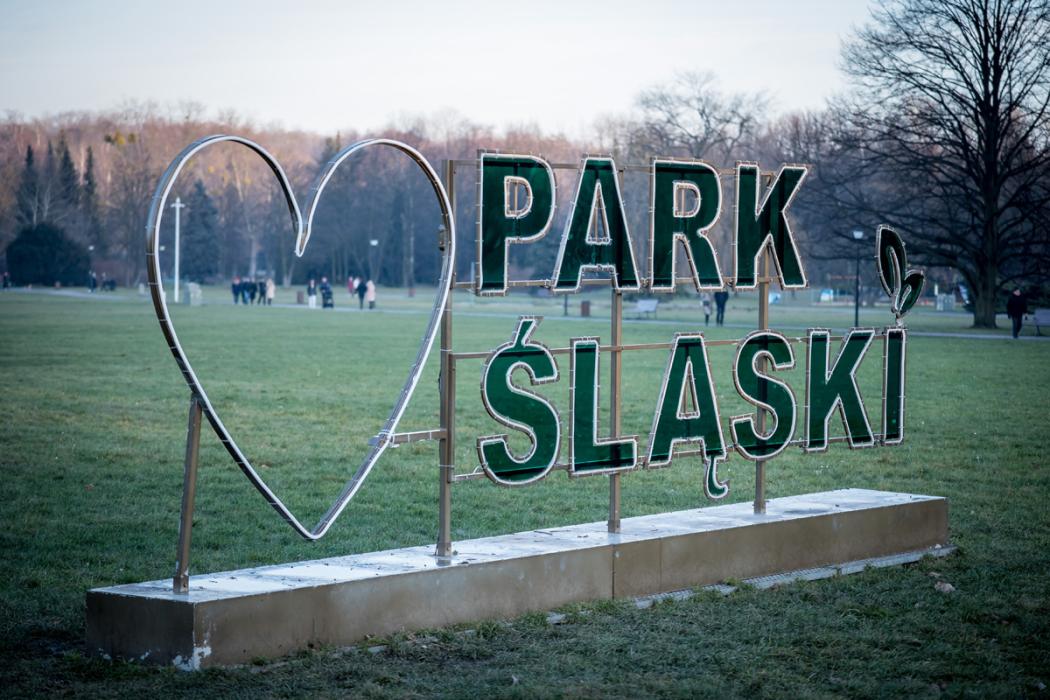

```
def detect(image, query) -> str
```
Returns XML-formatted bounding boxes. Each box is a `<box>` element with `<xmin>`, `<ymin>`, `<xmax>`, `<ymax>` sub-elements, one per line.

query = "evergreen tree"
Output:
<box><xmin>81</xmin><ymin>147</ymin><xmax>105</xmax><ymax>254</ymax></box>
<box><xmin>15</xmin><ymin>145</ymin><xmax>39</xmax><ymax>228</ymax></box>
<box><xmin>39</xmin><ymin>141</ymin><xmax>57</xmax><ymax>222</ymax></box>
<box><xmin>6</xmin><ymin>222</ymin><xmax>90</xmax><ymax>286</ymax></box>
<box><xmin>181</xmin><ymin>180</ymin><xmax>220</xmax><ymax>281</ymax></box>
<box><xmin>57</xmin><ymin>136</ymin><xmax>80</xmax><ymax>216</ymax></box>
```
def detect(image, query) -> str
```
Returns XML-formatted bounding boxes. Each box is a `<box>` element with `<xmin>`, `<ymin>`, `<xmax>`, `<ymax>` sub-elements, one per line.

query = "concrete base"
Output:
<box><xmin>86</xmin><ymin>488</ymin><xmax>948</xmax><ymax>669</ymax></box>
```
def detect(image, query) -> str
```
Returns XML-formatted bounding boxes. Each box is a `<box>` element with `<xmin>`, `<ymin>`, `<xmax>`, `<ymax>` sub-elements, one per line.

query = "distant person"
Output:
<box><xmin>320</xmin><ymin>276</ymin><xmax>334</xmax><ymax>309</ymax></box>
<box><xmin>247</xmin><ymin>278</ymin><xmax>258</xmax><ymax>305</ymax></box>
<box><xmin>1007</xmin><ymin>288</ymin><xmax>1028</xmax><ymax>339</ymax></box>
<box><xmin>88</xmin><ymin>271</ymin><xmax>98</xmax><ymax>293</ymax></box>
<box><xmin>1</xmin><ymin>271</ymin><xmax>10</xmax><ymax>289</ymax></box>
<box><xmin>714</xmin><ymin>290</ymin><xmax>729</xmax><ymax>326</ymax></box>
<box><xmin>347</xmin><ymin>275</ymin><xmax>355</xmax><ymax>297</ymax></box>
<box><xmin>700</xmin><ymin>292</ymin><xmax>712</xmax><ymax>326</ymax></box>
<box><xmin>365</xmin><ymin>279</ymin><xmax>376</xmax><ymax>310</ymax></box>
<box><xmin>356</xmin><ymin>278</ymin><xmax>367</xmax><ymax>309</ymax></box>
<box><xmin>265</xmin><ymin>278</ymin><xmax>275</xmax><ymax>306</ymax></box>
<box><xmin>232</xmin><ymin>276</ymin><xmax>241</xmax><ymax>304</ymax></box>
<box><xmin>307</xmin><ymin>278</ymin><xmax>318</xmax><ymax>309</ymax></box>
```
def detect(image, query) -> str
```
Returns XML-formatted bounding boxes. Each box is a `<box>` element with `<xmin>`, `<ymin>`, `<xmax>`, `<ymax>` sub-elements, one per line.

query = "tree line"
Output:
<box><xmin>1</xmin><ymin>0</ymin><xmax>1046</xmax><ymax>326</ymax></box>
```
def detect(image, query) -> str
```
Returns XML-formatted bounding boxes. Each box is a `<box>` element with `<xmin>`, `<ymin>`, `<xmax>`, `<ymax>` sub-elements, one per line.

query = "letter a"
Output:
<box><xmin>552</xmin><ymin>157</ymin><xmax>640</xmax><ymax>292</ymax></box>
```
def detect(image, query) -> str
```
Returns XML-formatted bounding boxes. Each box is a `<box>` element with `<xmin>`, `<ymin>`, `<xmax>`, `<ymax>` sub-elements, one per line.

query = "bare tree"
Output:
<box><xmin>633</xmin><ymin>71</ymin><xmax>768</xmax><ymax>163</ymax></box>
<box><xmin>839</xmin><ymin>0</ymin><xmax>1050</xmax><ymax>327</ymax></box>
<box><xmin>104</xmin><ymin>130</ymin><xmax>155</xmax><ymax>286</ymax></box>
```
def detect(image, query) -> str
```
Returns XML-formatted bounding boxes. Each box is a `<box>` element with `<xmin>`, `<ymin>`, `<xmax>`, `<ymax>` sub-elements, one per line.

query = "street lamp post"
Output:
<box><xmin>171</xmin><ymin>197</ymin><xmax>186</xmax><ymax>304</ymax></box>
<box><xmin>852</xmin><ymin>229</ymin><xmax>864</xmax><ymax>327</ymax></box>
<box><xmin>369</xmin><ymin>239</ymin><xmax>379</xmax><ymax>282</ymax></box>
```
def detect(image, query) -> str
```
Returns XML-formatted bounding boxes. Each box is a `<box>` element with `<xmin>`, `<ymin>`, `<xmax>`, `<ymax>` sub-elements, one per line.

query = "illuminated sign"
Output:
<box><xmin>147</xmin><ymin>138</ymin><xmax>924</xmax><ymax>589</ymax></box>
<box><xmin>473</xmin><ymin>154</ymin><xmax>922</xmax><ymax>498</ymax></box>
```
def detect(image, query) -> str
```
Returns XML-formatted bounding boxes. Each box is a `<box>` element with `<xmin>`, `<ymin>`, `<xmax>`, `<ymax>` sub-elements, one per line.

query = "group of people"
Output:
<box><xmin>305</xmin><ymin>275</ymin><xmax>376</xmax><ymax>310</ymax></box>
<box><xmin>231</xmin><ymin>276</ymin><xmax>275</xmax><ymax>305</ymax></box>
<box><xmin>86</xmin><ymin>271</ymin><xmax>116</xmax><ymax>292</ymax></box>
<box><xmin>700</xmin><ymin>290</ymin><xmax>730</xmax><ymax>326</ymax></box>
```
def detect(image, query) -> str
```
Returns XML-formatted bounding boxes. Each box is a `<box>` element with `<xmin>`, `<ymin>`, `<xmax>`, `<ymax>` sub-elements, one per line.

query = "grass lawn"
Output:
<box><xmin>0</xmin><ymin>287</ymin><xmax>1048</xmax><ymax>698</ymax></box>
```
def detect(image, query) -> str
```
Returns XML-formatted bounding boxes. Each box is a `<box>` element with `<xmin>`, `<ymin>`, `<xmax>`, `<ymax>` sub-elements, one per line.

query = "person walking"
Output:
<box><xmin>1007</xmin><ymin>288</ymin><xmax>1028</xmax><ymax>339</ymax></box>
<box><xmin>320</xmin><ymin>276</ymin><xmax>334</xmax><ymax>309</ymax></box>
<box><xmin>265</xmin><ymin>277</ymin><xmax>276</xmax><ymax>306</ymax></box>
<box><xmin>701</xmin><ymin>292</ymin><xmax>713</xmax><ymax>326</ymax></box>
<box><xmin>714</xmin><ymin>290</ymin><xmax>729</xmax><ymax>326</ymax></box>
<box><xmin>307</xmin><ymin>278</ymin><xmax>318</xmax><ymax>309</ymax></box>
<box><xmin>356</xmin><ymin>278</ymin><xmax>367</xmax><ymax>309</ymax></box>
<box><xmin>231</xmin><ymin>276</ymin><xmax>241</xmax><ymax>304</ymax></box>
<box><xmin>365</xmin><ymin>280</ymin><xmax>376</xmax><ymax>310</ymax></box>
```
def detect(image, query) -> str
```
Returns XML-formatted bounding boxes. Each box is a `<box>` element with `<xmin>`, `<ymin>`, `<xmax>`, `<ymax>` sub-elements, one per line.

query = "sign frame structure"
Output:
<box><xmin>146</xmin><ymin>144</ymin><xmax>924</xmax><ymax>587</ymax></box>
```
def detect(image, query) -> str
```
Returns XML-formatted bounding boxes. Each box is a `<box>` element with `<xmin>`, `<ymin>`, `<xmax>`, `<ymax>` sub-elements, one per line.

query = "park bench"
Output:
<box><xmin>1030</xmin><ymin>308</ymin><xmax>1050</xmax><ymax>335</ymax></box>
<box><xmin>633</xmin><ymin>298</ymin><xmax>659</xmax><ymax>319</ymax></box>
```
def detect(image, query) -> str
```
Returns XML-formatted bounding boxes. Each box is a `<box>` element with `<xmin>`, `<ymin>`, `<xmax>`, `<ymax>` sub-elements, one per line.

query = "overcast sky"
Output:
<box><xmin>0</xmin><ymin>0</ymin><xmax>872</xmax><ymax>136</ymax></box>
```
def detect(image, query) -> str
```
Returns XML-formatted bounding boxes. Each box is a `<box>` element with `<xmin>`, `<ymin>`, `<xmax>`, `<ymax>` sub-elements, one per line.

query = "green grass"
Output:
<box><xmin>0</xmin><ymin>288</ymin><xmax>1048</xmax><ymax>698</ymax></box>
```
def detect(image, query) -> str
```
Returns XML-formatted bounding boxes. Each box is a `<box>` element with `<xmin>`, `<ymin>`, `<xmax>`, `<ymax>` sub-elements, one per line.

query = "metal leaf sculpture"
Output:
<box><xmin>875</xmin><ymin>226</ymin><xmax>925</xmax><ymax>322</ymax></box>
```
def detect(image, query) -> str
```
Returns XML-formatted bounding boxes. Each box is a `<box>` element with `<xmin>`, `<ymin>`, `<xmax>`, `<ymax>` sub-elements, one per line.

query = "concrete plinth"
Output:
<box><xmin>86</xmin><ymin>488</ymin><xmax>948</xmax><ymax>669</ymax></box>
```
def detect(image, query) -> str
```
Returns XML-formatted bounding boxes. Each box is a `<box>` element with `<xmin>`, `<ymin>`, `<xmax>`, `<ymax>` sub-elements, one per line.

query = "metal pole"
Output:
<box><xmin>608</xmin><ymin>168</ymin><xmax>625</xmax><ymax>533</ymax></box>
<box><xmin>609</xmin><ymin>288</ymin><xmax>623</xmax><ymax>533</ymax></box>
<box><xmin>174</xmin><ymin>396</ymin><xmax>203</xmax><ymax>593</ymax></box>
<box><xmin>854</xmin><ymin>247</ymin><xmax>861</xmax><ymax>327</ymax></box>
<box><xmin>754</xmin><ymin>242</ymin><xmax>770</xmax><ymax>515</ymax></box>
<box><xmin>171</xmin><ymin>197</ymin><xmax>185</xmax><ymax>304</ymax></box>
<box><xmin>436</xmin><ymin>159</ymin><xmax>456</xmax><ymax>557</ymax></box>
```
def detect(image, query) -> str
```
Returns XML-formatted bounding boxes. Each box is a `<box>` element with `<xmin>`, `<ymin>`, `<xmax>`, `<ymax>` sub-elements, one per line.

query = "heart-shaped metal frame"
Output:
<box><xmin>145</xmin><ymin>135</ymin><xmax>455</xmax><ymax>540</ymax></box>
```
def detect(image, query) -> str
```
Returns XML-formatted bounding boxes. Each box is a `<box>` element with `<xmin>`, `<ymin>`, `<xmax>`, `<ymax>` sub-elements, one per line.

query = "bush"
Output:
<box><xmin>6</xmin><ymin>223</ymin><xmax>90</xmax><ymax>287</ymax></box>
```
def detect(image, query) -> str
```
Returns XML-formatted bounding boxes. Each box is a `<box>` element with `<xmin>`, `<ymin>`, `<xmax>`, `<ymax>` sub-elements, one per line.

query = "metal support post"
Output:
<box><xmin>754</xmin><ymin>253</ymin><xmax>770</xmax><ymax>515</ymax></box>
<box><xmin>608</xmin><ymin>288</ymin><xmax>623</xmax><ymax>533</ymax></box>
<box><xmin>436</xmin><ymin>160</ymin><xmax>456</xmax><ymax>557</ymax></box>
<box><xmin>173</xmin><ymin>396</ymin><xmax>203</xmax><ymax>593</ymax></box>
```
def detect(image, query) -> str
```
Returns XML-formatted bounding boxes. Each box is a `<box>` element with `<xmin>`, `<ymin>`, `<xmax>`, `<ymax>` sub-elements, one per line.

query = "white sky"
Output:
<box><xmin>0</xmin><ymin>0</ymin><xmax>872</xmax><ymax>137</ymax></box>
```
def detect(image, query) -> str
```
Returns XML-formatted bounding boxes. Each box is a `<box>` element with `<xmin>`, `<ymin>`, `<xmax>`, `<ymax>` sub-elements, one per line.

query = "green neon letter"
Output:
<box><xmin>805</xmin><ymin>328</ymin><xmax>876</xmax><ymax>451</ymax></box>
<box><xmin>734</xmin><ymin>163</ymin><xmax>808</xmax><ymax>289</ymax></box>
<box><xmin>646</xmin><ymin>334</ymin><xmax>728</xmax><ymax>498</ymax></box>
<box><xmin>569</xmin><ymin>338</ymin><xmax>637</xmax><ymax>475</ymax></box>
<box><xmin>650</xmin><ymin>159</ymin><xmax>723</xmax><ymax>291</ymax></box>
<box><xmin>552</xmin><ymin>158</ymin><xmax>640</xmax><ymax>292</ymax></box>
<box><xmin>478</xmin><ymin>317</ymin><xmax>561</xmax><ymax>485</ymax></box>
<box><xmin>477</xmin><ymin>154</ymin><xmax>555</xmax><ymax>295</ymax></box>
<box><xmin>882</xmin><ymin>327</ymin><xmax>907</xmax><ymax>444</ymax></box>
<box><xmin>731</xmin><ymin>331</ymin><xmax>797</xmax><ymax>459</ymax></box>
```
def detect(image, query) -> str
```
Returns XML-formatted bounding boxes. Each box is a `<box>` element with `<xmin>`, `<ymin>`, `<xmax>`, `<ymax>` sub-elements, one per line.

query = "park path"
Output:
<box><xmin>7</xmin><ymin>287</ymin><xmax>1049</xmax><ymax>342</ymax></box>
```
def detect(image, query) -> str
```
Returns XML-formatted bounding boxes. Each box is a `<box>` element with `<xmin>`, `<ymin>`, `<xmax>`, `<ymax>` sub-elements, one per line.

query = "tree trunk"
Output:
<box><xmin>972</xmin><ymin>274</ymin><xmax>998</xmax><ymax>328</ymax></box>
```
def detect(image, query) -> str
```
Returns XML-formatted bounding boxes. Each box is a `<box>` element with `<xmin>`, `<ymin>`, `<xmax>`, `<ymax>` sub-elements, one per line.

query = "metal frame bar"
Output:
<box><xmin>451</xmin><ymin>158</ymin><xmax>774</xmax><ymax>178</ymax></box>
<box><xmin>449</xmin><ymin>433</ymin><xmax>892</xmax><ymax>483</ymax></box>
<box><xmin>755</xmin><ymin>249</ymin><xmax>771</xmax><ymax>514</ymax></box>
<box><xmin>436</xmin><ymin>159</ymin><xmax>456</xmax><ymax>557</ymax></box>
<box><xmin>173</xmin><ymin>396</ymin><xmax>203</xmax><ymax>593</ymax></box>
